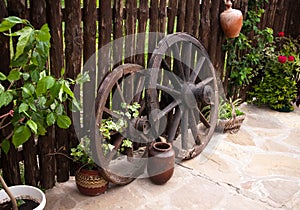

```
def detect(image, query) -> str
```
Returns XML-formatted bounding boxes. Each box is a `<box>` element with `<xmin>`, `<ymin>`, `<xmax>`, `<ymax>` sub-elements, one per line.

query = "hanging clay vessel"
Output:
<box><xmin>220</xmin><ymin>0</ymin><xmax>243</xmax><ymax>38</ymax></box>
<box><xmin>147</xmin><ymin>141</ymin><xmax>175</xmax><ymax>185</ymax></box>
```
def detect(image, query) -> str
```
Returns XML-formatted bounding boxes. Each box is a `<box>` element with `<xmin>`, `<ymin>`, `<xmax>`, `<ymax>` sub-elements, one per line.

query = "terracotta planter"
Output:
<box><xmin>75</xmin><ymin>168</ymin><xmax>108</xmax><ymax>196</ymax></box>
<box><xmin>147</xmin><ymin>141</ymin><xmax>175</xmax><ymax>185</ymax></box>
<box><xmin>220</xmin><ymin>0</ymin><xmax>243</xmax><ymax>38</ymax></box>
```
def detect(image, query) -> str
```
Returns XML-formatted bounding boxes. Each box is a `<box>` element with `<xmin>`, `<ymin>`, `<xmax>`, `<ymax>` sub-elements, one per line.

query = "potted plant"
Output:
<box><xmin>249</xmin><ymin>31</ymin><xmax>300</xmax><ymax>112</ymax></box>
<box><xmin>70</xmin><ymin>102</ymin><xmax>141</xmax><ymax>195</ymax></box>
<box><xmin>216</xmin><ymin>97</ymin><xmax>245</xmax><ymax>133</ymax></box>
<box><xmin>0</xmin><ymin>16</ymin><xmax>88</xmax><ymax>208</ymax></box>
<box><xmin>70</xmin><ymin>138</ymin><xmax>109</xmax><ymax>196</ymax></box>
<box><xmin>0</xmin><ymin>183</ymin><xmax>46</xmax><ymax>210</ymax></box>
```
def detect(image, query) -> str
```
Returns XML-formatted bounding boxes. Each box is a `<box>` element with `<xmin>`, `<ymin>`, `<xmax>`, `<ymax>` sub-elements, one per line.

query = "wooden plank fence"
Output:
<box><xmin>0</xmin><ymin>0</ymin><xmax>299</xmax><ymax>189</ymax></box>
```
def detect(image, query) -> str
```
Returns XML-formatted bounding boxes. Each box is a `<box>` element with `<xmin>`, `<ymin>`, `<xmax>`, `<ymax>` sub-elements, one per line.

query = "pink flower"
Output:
<box><xmin>278</xmin><ymin>31</ymin><xmax>285</xmax><ymax>37</ymax></box>
<box><xmin>288</xmin><ymin>55</ymin><xmax>295</xmax><ymax>62</ymax></box>
<box><xmin>278</xmin><ymin>55</ymin><xmax>287</xmax><ymax>63</ymax></box>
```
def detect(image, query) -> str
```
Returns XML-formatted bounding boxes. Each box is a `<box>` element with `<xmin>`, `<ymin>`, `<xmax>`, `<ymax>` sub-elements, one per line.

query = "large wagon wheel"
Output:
<box><xmin>93</xmin><ymin>64</ymin><xmax>151</xmax><ymax>185</ymax></box>
<box><xmin>147</xmin><ymin>32</ymin><xmax>219</xmax><ymax>160</ymax></box>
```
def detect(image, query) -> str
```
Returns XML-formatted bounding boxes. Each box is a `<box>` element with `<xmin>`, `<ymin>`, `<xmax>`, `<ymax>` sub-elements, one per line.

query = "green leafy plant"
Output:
<box><xmin>222</xmin><ymin>1</ymin><xmax>272</xmax><ymax>99</ymax></box>
<box><xmin>70</xmin><ymin>137</ymin><xmax>96</xmax><ymax>170</ymax></box>
<box><xmin>0</xmin><ymin>16</ymin><xmax>89</xmax><ymax>153</ymax></box>
<box><xmin>218</xmin><ymin>97</ymin><xmax>244</xmax><ymax>120</ymax></box>
<box><xmin>71</xmin><ymin>102</ymin><xmax>141</xmax><ymax>169</ymax></box>
<box><xmin>0</xmin><ymin>16</ymin><xmax>88</xmax><ymax>209</ymax></box>
<box><xmin>100</xmin><ymin>102</ymin><xmax>141</xmax><ymax>153</ymax></box>
<box><xmin>249</xmin><ymin>31</ymin><xmax>300</xmax><ymax>111</ymax></box>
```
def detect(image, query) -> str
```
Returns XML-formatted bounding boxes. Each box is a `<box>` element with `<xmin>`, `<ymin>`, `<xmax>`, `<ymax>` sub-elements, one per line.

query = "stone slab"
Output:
<box><xmin>45</xmin><ymin>104</ymin><xmax>300</xmax><ymax>210</ymax></box>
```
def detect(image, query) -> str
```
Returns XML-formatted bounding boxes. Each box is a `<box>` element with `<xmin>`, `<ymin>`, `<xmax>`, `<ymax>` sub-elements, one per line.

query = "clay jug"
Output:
<box><xmin>220</xmin><ymin>0</ymin><xmax>243</xmax><ymax>38</ymax></box>
<box><xmin>147</xmin><ymin>141</ymin><xmax>175</xmax><ymax>185</ymax></box>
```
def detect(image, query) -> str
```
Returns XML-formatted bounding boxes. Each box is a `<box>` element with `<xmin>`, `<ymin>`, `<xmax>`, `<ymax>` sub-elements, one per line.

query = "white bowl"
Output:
<box><xmin>0</xmin><ymin>185</ymin><xmax>46</xmax><ymax>210</ymax></box>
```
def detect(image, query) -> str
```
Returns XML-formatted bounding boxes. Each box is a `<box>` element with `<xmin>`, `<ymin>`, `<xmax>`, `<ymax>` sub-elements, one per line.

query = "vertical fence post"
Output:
<box><xmin>46</xmin><ymin>0</ymin><xmax>70</xmax><ymax>182</ymax></box>
<box><xmin>125</xmin><ymin>0</ymin><xmax>137</xmax><ymax>64</ymax></box>
<box><xmin>167</xmin><ymin>0</ymin><xmax>178</xmax><ymax>35</ymax></box>
<box><xmin>176</xmin><ymin>0</ymin><xmax>186</xmax><ymax>32</ymax></box>
<box><xmin>136</xmin><ymin>0</ymin><xmax>149</xmax><ymax>66</ymax></box>
<box><xmin>148</xmin><ymin>0</ymin><xmax>159</xmax><ymax>62</ymax></box>
<box><xmin>98</xmin><ymin>0</ymin><xmax>112</xmax><ymax>84</ymax></box>
<box><xmin>199</xmin><ymin>0</ymin><xmax>211</xmax><ymax>52</ymax></box>
<box><xmin>209</xmin><ymin>0</ymin><xmax>225</xmax><ymax>75</ymax></box>
<box><xmin>113</xmin><ymin>0</ymin><xmax>124</xmax><ymax>67</ymax></box>
<box><xmin>0</xmin><ymin>0</ymin><xmax>9</xmax><ymax>73</ymax></box>
<box><xmin>20</xmin><ymin>0</ymin><xmax>47</xmax><ymax>188</ymax></box>
<box><xmin>38</xmin><ymin>127</ymin><xmax>55</xmax><ymax>189</ymax></box>
<box><xmin>65</xmin><ymin>0</ymin><xmax>83</xmax><ymax>175</ymax></box>
<box><xmin>0</xmin><ymin>0</ymin><xmax>27</xmax><ymax>187</ymax></box>
<box><xmin>192</xmin><ymin>0</ymin><xmax>200</xmax><ymax>38</ymax></box>
<box><xmin>285</xmin><ymin>0</ymin><xmax>300</xmax><ymax>38</ymax></box>
<box><xmin>82</xmin><ymin>0</ymin><xmax>97</xmax><ymax>141</ymax></box>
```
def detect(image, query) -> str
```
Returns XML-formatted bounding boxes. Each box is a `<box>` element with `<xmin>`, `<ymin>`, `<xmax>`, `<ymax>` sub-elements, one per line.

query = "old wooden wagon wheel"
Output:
<box><xmin>147</xmin><ymin>32</ymin><xmax>219</xmax><ymax>160</ymax></box>
<box><xmin>93</xmin><ymin>64</ymin><xmax>151</xmax><ymax>185</ymax></box>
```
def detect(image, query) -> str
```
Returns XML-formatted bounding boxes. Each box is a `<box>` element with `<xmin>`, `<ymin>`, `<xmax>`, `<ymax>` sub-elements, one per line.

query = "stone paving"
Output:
<box><xmin>45</xmin><ymin>104</ymin><xmax>300</xmax><ymax>210</ymax></box>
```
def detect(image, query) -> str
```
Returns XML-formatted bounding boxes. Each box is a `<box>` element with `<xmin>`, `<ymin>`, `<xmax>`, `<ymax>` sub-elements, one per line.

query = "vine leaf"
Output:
<box><xmin>0</xmin><ymin>16</ymin><xmax>23</xmax><ymax>32</ymax></box>
<box><xmin>57</xmin><ymin>115</ymin><xmax>71</xmax><ymax>129</ymax></box>
<box><xmin>1</xmin><ymin>139</ymin><xmax>10</xmax><ymax>154</ymax></box>
<box><xmin>12</xmin><ymin>125</ymin><xmax>31</xmax><ymax>148</ymax></box>
<box><xmin>36</xmin><ymin>76</ymin><xmax>55</xmax><ymax>96</ymax></box>
<box><xmin>14</xmin><ymin>26</ymin><xmax>34</xmax><ymax>60</ymax></box>
<box><xmin>27</xmin><ymin>119</ymin><xmax>38</xmax><ymax>134</ymax></box>
<box><xmin>0</xmin><ymin>91</ymin><xmax>13</xmax><ymax>109</ymax></box>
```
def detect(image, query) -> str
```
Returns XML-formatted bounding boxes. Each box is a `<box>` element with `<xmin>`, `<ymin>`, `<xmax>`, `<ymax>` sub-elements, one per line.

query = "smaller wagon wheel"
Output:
<box><xmin>92</xmin><ymin>64</ymin><xmax>151</xmax><ymax>185</ymax></box>
<box><xmin>147</xmin><ymin>32</ymin><xmax>219</xmax><ymax>160</ymax></box>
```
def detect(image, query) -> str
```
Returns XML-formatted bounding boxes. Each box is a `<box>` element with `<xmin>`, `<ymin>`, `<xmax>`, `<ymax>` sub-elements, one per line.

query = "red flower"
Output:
<box><xmin>288</xmin><ymin>55</ymin><xmax>295</xmax><ymax>61</ymax></box>
<box><xmin>278</xmin><ymin>55</ymin><xmax>287</xmax><ymax>63</ymax></box>
<box><xmin>278</xmin><ymin>31</ymin><xmax>285</xmax><ymax>37</ymax></box>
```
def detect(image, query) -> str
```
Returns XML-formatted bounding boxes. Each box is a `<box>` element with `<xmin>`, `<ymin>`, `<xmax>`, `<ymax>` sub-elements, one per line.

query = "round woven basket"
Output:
<box><xmin>75</xmin><ymin>168</ymin><xmax>108</xmax><ymax>196</ymax></box>
<box><xmin>217</xmin><ymin>115</ymin><xmax>245</xmax><ymax>133</ymax></box>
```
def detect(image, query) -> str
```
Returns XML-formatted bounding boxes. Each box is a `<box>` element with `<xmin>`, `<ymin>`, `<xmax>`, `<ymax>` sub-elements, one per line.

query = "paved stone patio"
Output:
<box><xmin>45</xmin><ymin>104</ymin><xmax>300</xmax><ymax>209</ymax></box>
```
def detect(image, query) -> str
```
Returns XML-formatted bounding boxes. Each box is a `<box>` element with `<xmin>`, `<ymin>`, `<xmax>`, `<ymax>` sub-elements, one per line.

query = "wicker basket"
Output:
<box><xmin>216</xmin><ymin>102</ymin><xmax>246</xmax><ymax>133</ymax></box>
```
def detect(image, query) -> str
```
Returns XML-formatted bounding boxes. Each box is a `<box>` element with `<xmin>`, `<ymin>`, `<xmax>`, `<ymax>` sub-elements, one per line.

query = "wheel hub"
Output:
<box><xmin>181</xmin><ymin>83</ymin><xmax>214</xmax><ymax>108</ymax></box>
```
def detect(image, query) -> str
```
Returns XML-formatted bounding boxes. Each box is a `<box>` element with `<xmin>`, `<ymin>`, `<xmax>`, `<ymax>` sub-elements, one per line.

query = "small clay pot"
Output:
<box><xmin>147</xmin><ymin>141</ymin><xmax>175</xmax><ymax>185</ymax></box>
<box><xmin>220</xmin><ymin>0</ymin><xmax>243</xmax><ymax>38</ymax></box>
<box><xmin>75</xmin><ymin>168</ymin><xmax>108</xmax><ymax>196</ymax></box>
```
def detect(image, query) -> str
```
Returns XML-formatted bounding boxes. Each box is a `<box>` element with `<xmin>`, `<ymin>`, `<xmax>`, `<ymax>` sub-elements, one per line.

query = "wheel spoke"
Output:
<box><xmin>195</xmin><ymin>106</ymin><xmax>211</xmax><ymax>128</ymax></box>
<box><xmin>116</xmin><ymin>82</ymin><xmax>126</xmax><ymax>105</ymax></box>
<box><xmin>196</xmin><ymin>76</ymin><xmax>214</xmax><ymax>87</ymax></box>
<box><xmin>126</xmin><ymin>76</ymin><xmax>134</xmax><ymax>103</ymax></box>
<box><xmin>190</xmin><ymin>57</ymin><xmax>205</xmax><ymax>83</ymax></box>
<box><xmin>161</xmin><ymin>58</ymin><xmax>172</xmax><ymax>72</ymax></box>
<box><xmin>156</xmin><ymin>84</ymin><xmax>181</xmax><ymax>97</ymax></box>
<box><xmin>181</xmin><ymin>108</ymin><xmax>189</xmax><ymax>150</ymax></box>
<box><xmin>106</xmin><ymin>135</ymin><xmax>123</xmax><ymax>163</ymax></box>
<box><xmin>153</xmin><ymin>99</ymin><xmax>181</xmax><ymax>122</ymax></box>
<box><xmin>183</xmin><ymin>42</ymin><xmax>192</xmax><ymax>80</ymax></box>
<box><xmin>133</xmin><ymin>74</ymin><xmax>145</xmax><ymax>103</ymax></box>
<box><xmin>167</xmin><ymin>107</ymin><xmax>181</xmax><ymax>143</ymax></box>
<box><xmin>172</xmin><ymin>43</ymin><xmax>185</xmax><ymax>80</ymax></box>
<box><xmin>103</xmin><ymin>107</ymin><xmax>120</xmax><ymax>119</ymax></box>
<box><xmin>188</xmin><ymin>109</ymin><xmax>201</xmax><ymax>145</ymax></box>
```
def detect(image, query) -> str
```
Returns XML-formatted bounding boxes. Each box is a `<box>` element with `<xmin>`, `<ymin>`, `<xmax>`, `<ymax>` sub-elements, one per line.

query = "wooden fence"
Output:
<box><xmin>0</xmin><ymin>0</ymin><xmax>299</xmax><ymax>189</ymax></box>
